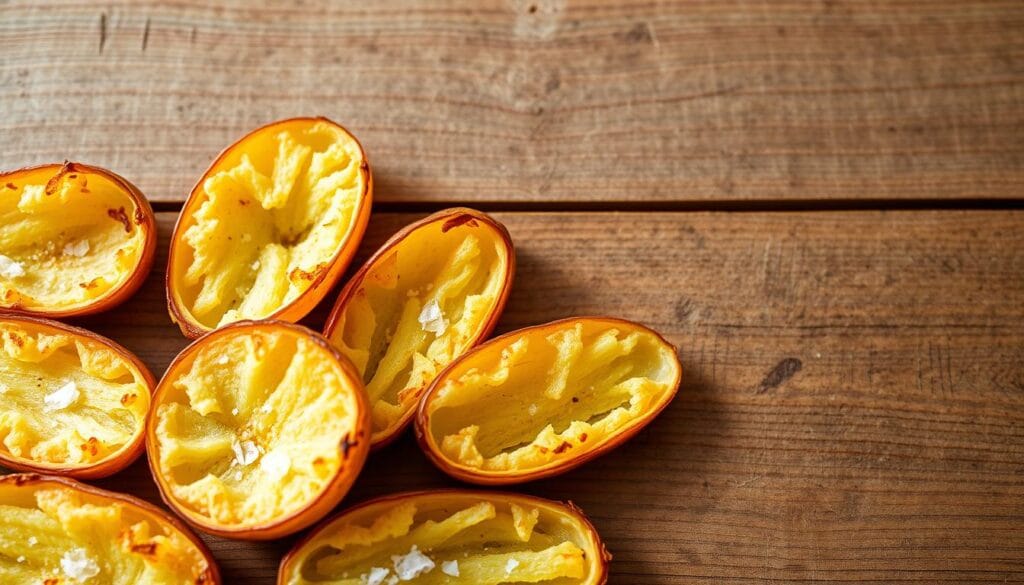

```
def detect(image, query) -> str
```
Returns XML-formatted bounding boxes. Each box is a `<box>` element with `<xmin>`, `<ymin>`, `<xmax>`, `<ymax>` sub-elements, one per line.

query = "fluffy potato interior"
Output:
<box><xmin>0</xmin><ymin>167</ymin><xmax>147</xmax><ymax>311</ymax></box>
<box><xmin>0</xmin><ymin>486</ymin><xmax>211</xmax><ymax>584</ymax></box>
<box><xmin>0</xmin><ymin>322</ymin><xmax>149</xmax><ymax>468</ymax></box>
<box><xmin>427</xmin><ymin>322</ymin><xmax>677</xmax><ymax>474</ymax></box>
<box><xmin>175</xmin><ymin>121</ymin><xmax>366</xmax><ymax>329</ymax></box>
<box><xmin>287</xmin><ymin>497</ymin><xmax>592</xmax><ymax>584</ymax></box>
<box><xmin>154</xmin><ymin>328</ymin><xmax>362</xmax><ymax>527</ymax></box>
<box><xmin>326</xmin><ymin>217</ymin><xmax>508</xmax><ymax>442</ymax></box>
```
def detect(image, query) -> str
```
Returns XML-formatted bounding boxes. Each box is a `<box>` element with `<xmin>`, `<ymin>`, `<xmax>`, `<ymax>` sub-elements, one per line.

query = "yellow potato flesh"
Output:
<box><xmin>154</xmin><ymin>328</ymin><xmax>360</xmax><ymax>527</ymax></box>
<box><xmin>0</xmin><ymin>323</ymin><xmax>149</xmax><ymax>467</ymax></box>
<box><xmin>327</xmin><ymin>219</ymin><xmax>508</xmax><ymax>441</ymax></box>
<box><xmin>176</xmin><ymin>121</ymin><xmax>366</xmax><ymax>329</ymax></box>
<box><xmin>0</xmin><ymin>168</ymin><xmax>146</xmax><ymax>312</ymax></box>
<box><xmin>288</xmin><ymin>498</ymin><xmax>590</xmax><ymax>584</ymax></box>
<box><xmin>429</xmin><ymin>321</ymin><xmax>677</xmax><ymax>474</ymax></box>
<box><xmin>0</xmin><ymin>486</ymin><xmax>210</xmax><ymax>584</ymax></box>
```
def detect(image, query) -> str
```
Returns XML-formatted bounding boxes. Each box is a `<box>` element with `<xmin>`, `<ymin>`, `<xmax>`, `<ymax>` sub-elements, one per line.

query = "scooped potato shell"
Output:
<box><xmin>0</xmin><ymin>473</ymin><xmax>220</xmax><ymax>584</ymax></box>
<box><xmin>0</xmin><ymin>315</ymin><xmax>155</xmax><ymax>479</ymax></box>
<box><xmin>166</xmin><ymin>117</ymin><xmax>373</xmax><ymax>338</ymax></box>
<box><xmin>0</xmin><ymin>162</ymin><xmax>156</xmax><ymax>317</ymax></box>
<box><xmin>416</xmin><ymin>316</ymin><xmax>682</xmax><ymax>485</ymax></box>
<box><xmin>278</xmin><ymin>490</ymin><xmax>610</xmax><ymax>585</ymax></box>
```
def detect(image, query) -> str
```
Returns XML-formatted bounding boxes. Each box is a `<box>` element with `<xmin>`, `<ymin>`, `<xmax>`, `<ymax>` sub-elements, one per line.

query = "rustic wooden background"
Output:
<box><xmin>2</xmin><ymin>1</ymin><xmax>1023</xmax><ymax>583</ymax></box>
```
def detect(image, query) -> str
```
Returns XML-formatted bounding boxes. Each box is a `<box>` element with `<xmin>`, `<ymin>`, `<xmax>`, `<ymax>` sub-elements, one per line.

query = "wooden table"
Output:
<box><xmin>2</xmin><ymin>1</ymin><xmax>1023</xmax><ymax>583</ymax></box>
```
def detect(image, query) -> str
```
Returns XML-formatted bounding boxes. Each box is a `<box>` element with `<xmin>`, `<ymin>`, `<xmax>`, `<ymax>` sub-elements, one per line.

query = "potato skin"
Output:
<box><xmin>166</xmin><ymin>117</ymin><xmax>373</xmax><ymax>339</ymax></box>
<box><xmin>277</xmin><ymin>489</ymin><xmax>611</xmax><ymax>585</ymax></box>
<box><xmin>0</xmin><ymin>315</ymin><xmax>155</xmax><ymax>479</ymax></box>
<box><xmin>0</xmin><ymin>162</ymin><xmax>156</xmax><ymax>318</ymax></box>
<box><xmin>415</xmin><ymin>316</ymin><xmax>682</xmax><ymax>485</ymax></box>
<box><xmin>322</xmin><ymin>207</ymin><xmax>515</xmax><ymax>449</ymax></box>
<box><xmin>0</xmin><ymin>473</ymin><xmax>221</xmax><ymax>585</ymax></box>
<box><xmin>146</xmin><ymin>319</ymin><xmax>371</xmax><ymax>540</ymax></box>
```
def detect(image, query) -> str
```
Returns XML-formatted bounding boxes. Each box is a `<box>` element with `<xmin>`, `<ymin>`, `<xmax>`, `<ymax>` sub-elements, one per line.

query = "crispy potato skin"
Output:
<box><xmin>277</xmin><ymin>490</ymin><xmax>611</xmax><ymax>585</ymax></box>
<box><xmin>0</xmin><ymin>315</ymin><xmax>155</xmax><ymax>479</ymax></box>
<box><xmin>0</xmin><ymin>473</ymin><xmax>221</xmax><ymax>584</ymax></box>
<box><xmin>415</xmin><ymin>316</ymin><xmax>682</xmax><ymax>485</ymax></box>
<box><xmin>0</xmin><ymin>162</ymin><xmax>156</xmax><ymax>317</ymax></box>
<box><xmin>322</xmin><ymin>207</ymin><xmax>515</xmax><ymax>449</ymax></box>
<box><xmin>166</xmin><ymin>117</ymin><xmax>373</xmax><ymax>339</ymax></box>
<box><xmin>146</xmin><ymin>320</ymin><xmax>371</xmax><ymax>540</ymax></box>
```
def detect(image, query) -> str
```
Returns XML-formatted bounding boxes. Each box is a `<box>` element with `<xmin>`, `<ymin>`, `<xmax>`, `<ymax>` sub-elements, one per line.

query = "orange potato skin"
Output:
<box><xmin>0</xmin><ymin>162</ymin><xmax>157</xmax><ymax>318</ymax></box>
<box><xmin>277</xmin><ymin>489</ymin><xmax>611</xmax><ymax>585</ymax></box>
<box><xmin>414</xmin><ymin>316</ymin><xmax>682</xmax><ymax>486</ymax></box>
<box><xmin>0</xmin><ymin>315</ymin><xmax>156</xmax><ymax>480</ymax></box>
<box><xmin>322</xmin><ymin>207</ymin><xmax>516</xmax><ymax>449</ymax></box>
<box><xmin>0</xmin><ymin>473</ymin><xmax>222</xmax><ymax>585</ymax></box>
<box><xmin>166</xmin><ymin>117</ymin><xmax>373</xmax><ymax>339</ymax></box>
<box><xmin>145</xmin><ymin>320</ymin><xmax>371</xmax><ymax>541</ymax></box>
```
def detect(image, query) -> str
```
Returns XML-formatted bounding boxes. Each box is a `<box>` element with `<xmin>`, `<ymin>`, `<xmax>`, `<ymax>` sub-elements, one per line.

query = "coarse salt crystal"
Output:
<box><xmin>391</xmin><ymin>545</ymin><xmax>435</xmax><ymax>580</ymax></box>
<box><xmin>260</xmin><ymin>450</ymin><xmax>291</xmax><ymax>479</ymax></box>
<box><xmin>61</xmin><ymin>548</ymin><xmax>100</xmax><ymax>581</ymax></box>
<box><xmin>361</xmin><ymin>567</ymin><xmax>389</xmax><ymax>585</ymax></box>
<box><xmin>28</xmin><ymin>536</ymin><xmax>38</xmax><ymax>546</ymax></box>
<box><xmin>0</xmin><ymin>255</ymin><xmax>25</xmax><ymax>279</ymax></box>
<box><xmin>45</xmin><ymin>381</ymin><xmax>80</xmax><ymax>411</ymax></box>
<box><xmin>216</xmin><ymin>355</ymin><xmax>230</xmax><ymax>365</ymax></box>
<box><xmin>441</xmin><ymin>559</ymin><xmax>460</xmax><ymax>576</ymax></box>
<box><xmin>417</xmin><ymin>299</ymin><xmax>447</xmax><ymax>336</ymax></box>
<box><xmin>251</xmin><ymin>259</ymin><xmax>260</xmax><ymax>270</ymax></box>
<box><xmin>16</xmin><ymin>555</ymin><xmax>25</xmax><ymax>563</ymax></box>
<box><xmin>528</xmin><ymin>403</ymin><xmax>538</xmax><ymax>416</ymax></box>
<box><xmin>231</xmin><ymin>408</ymin><xmax>239</xmax><ymax>416</ymax></box>
<box><xmin>63</xmin><ymin>240</ymin><xmax>90</xmax><ymax>257</ymax></box>
<box><xmin>505</xmin><ymin>558</ymin><xmax>520</xmax><ymax>575</ymax></box>
<box><xmin>231</xmin><ymin>440</ymin><xmax>260</xmax><ymax>466</ymax></box>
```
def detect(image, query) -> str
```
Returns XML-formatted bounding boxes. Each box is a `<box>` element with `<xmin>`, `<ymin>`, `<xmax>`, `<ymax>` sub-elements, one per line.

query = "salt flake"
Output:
<box><xmin>45</xmin><ymin>381</ymin><xmax>80</xmax><ymax>411</ymax></box>
<box><xmin>61</xmin><ymin>548</ymin><xmax>100</xmax><ymax>581</ymax></box>
<box><xmin>361</xmin><ymin>567</ymin><xmax>390</xmax><ymax>585</ymax></box>
<box><xmin>441</xmin><ymin>559</ymin><xmax>460</xmax><ymax>577</ymax></box>
<box><xmin>28</xmin><ymin>536</ymin><xmax>38</xmax><ymax>547</ymax></box>
<box><xmin>417</xmin><ymin>299</ymin><xmax>447</xmax><ymax>336</ymax></box>
<box><xmin>505</xmin><ymin>558</ymin><xmax>520</xmax><ymax>575</ymax></box>
<box><xmin>391</xmin><ymin>545</ymin><xmax>435</xmax><ymax>580</ymax></box>
<box><xmin>63</xmin><ymin>240</ymin><xmax>90</xmax><ymax>257</ymax></box>
<box><xmin>260</xmin><ymin>450</ymin><xmax>291</xmax><ymax>479</ymax></box>
<box><xmin>16</xmin><ymin>555</ymin><xmax>25</xmax><ymax>563</ymax></box>
<box><xmin>231</xmin><ymin>440</ymin><xmax>260</xmax><ymax>466</ymax></box>
<box><xmin>0</xmin><ymin>254</ymin><xmax>25</xmax><ymax>279</ymax></box>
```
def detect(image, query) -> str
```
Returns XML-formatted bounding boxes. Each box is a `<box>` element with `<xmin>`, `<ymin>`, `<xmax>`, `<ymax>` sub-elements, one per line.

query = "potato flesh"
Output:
<box><xmin>327</xmin><ymin>220</ymin><xmax>507</xmax><ymax>442</ymax></box>
<box><xmin>154</xmin><ymin>329</ymin><xmax>360</xmax><ymax>526</ymax></box>
<box><xmin>429</xmin><ymin>322</ymin><xmax>676</xmax><ymax>473</ymax></box>
<box><xmin>0</xmin><ymin>487</ymin><xmax>210</xmax><ymax>584</ymax></box>
<box><xmin>0</xmin><ymin>169</ymin><xmax>146</xmax><ymax>311</ymax></box>
<box><xmin>291</xmin><ymin>500</ymin><xmax>588</xmax><ymax>584</ymax></box>
<box><xmin>178</xmin><ymin>122</ymin><xmax>365</xmax><ymax>328</ymax></box>
<box><xmin>0</xmin><ymin>323</ymin><xmax>148</xmax><ymax>467</ymax></box>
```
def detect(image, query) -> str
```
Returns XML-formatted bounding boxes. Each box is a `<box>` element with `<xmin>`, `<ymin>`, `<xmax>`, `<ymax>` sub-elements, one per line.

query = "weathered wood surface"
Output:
<box><xmin>5</xmin><ymin>210</ymin><xmax>1011</xmax><ymax>583</ymax></box>
<box><xmin>2</xmin><ymin>1</ymin><xmax>1023</xmax><ymax>203</ymax></box>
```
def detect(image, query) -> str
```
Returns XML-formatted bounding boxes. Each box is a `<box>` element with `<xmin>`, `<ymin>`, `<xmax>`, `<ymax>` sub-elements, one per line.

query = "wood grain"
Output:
<box><xmin>2</xmin><ymin>210</ymin><xmax>1015</xmax><ymax>584</ymax></box>
<box><xmin>1</xmin><ymin>1</ymin><xmax>1022</xmax><ymax>204</ymax></box>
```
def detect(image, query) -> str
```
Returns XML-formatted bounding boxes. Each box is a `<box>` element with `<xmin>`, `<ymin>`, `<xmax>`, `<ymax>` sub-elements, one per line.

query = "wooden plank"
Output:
<box><xmin>2</xmin><ymin>210</ymin><xmax>1017</xmax><ymax>583</ymax></box>
<box><xmin>1</xmin><ymin>1</ymin><xmax>1022</xmax><ymax>204</ymax></box>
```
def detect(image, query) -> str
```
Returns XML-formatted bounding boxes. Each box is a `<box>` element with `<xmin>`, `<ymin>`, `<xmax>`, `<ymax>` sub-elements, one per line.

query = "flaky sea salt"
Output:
<box><xmin>361</xmin><ymin>567</ymin><xmax>390</xmax><ymax>585</ymax></box>
<box><xmin>505</xmin><ymin>558</ymin><xmax>520</xmax><ymax>575</ymax></box>
<box><xmin>28</xmin><ymin>536</ymin><xmax>38</xmax><ymax>547</ymax></box>
<box><xmin>417</xmin><ymin>299</ymin><xmax>447</xmax><ymax>336</ymax></box>
<box><xmin>45</xmin><ymin>381</ymin><xmax>80</xmax><ymax>411</ymax></box>
<box><xmin>260</xmin><ymin>450</ymin><xmax>291</xmax><ymax>479</ymax></box>
<box><xmin>231</xmin><ymin>408</ymin><xmax>239</xmax><ymax>416</ymax></box>
<box><xmin>61</xmin><ymin>548</ymin><xmax>100</xmax><ymax>581</ymax></box>
<box><xmin>63</xmin><ymin>240</ymin><xmax>90</xmax><ymax>257</ymax></box>
<box><xmin>16</xmin><ymin>555</ymin><xmax>25</xmax><ymax>563</ymax></box>
<box><xmin>441</xmin><ymin>559</ymin><xmax>460</xmax><ymax>577</ymax></box>
<box><xmin>391</xmin><ymin>545</ymin><xmax>435</xmax><ymax>580</ymax></box>
<box><xmin>0</xmin><ymin>254</ymin><xmax>25</xmax><ymax>279</ymax></box>
<box><xmin>231</xmin><ymin>440</ymin><xmax>259</xmax><ymax>466</ymax></box>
